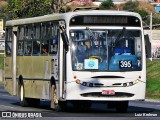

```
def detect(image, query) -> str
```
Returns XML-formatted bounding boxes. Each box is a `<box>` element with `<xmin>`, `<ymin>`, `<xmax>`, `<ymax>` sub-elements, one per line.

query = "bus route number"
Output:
<box><xmin>119</xmin><ymin>60</ymin><xmax>132</xmax><ymax>68</ymax></box>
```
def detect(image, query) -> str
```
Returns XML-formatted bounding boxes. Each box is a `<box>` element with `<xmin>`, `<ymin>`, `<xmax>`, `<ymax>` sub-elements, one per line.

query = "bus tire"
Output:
<box><xmin>57</xmin><ymin>101</ymin><xmax>67</xmax><ymax>112</ymax></box>
<box><xmin>18</xmin><ymin>83</ymin><xmax>28</xmax><ymax>107</ymax></box>
<box><xmin>50</xmin><ymin>84</ymin><xmax>58</xmax><ymax>110</ymax></box>
<box><xmin>116</xmin><ymin>101</ymin><xmax>128</xmax><ymax>113</ymax></box>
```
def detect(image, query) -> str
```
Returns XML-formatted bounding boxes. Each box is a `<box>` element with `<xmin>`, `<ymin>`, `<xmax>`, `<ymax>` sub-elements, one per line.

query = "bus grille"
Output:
<box><xmin>80</xmin><ymin>92</ymin><xmax>134</xmax><ymax>98</ymax></box>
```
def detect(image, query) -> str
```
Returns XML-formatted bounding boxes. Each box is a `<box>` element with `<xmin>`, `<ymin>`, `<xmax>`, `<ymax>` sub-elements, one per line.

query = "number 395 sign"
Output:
<box><xmin>119</xmin><ymin>60</ymin><xmax>132</xmax><ymax>68</ymax></box>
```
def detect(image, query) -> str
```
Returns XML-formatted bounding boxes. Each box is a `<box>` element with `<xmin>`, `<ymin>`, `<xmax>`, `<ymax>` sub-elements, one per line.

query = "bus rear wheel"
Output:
<box><xmin>19</xmin><ymin>83</ymin><xmax>28</xmax><ymax>107</ymax></box>
<box><xmin>115</xmin><ymin>101</ymin><xmax>128</xmax><ymax>113</ymax></box>
<box><xmin>19</xmin><ymin>83</ymin><xmax>40</xmax><ymax>107</ymax></box>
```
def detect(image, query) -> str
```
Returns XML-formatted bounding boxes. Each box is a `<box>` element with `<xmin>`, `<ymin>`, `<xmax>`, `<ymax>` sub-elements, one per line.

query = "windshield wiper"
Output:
<box><xmin>86</xmin><ymin>27</ymin><xmax>96</xmax><ymax>41</ymax></box>
<box><xmin>115</xmin><ymin>27</ymin><xmax>126</xmax><ymax>44</ymax></box>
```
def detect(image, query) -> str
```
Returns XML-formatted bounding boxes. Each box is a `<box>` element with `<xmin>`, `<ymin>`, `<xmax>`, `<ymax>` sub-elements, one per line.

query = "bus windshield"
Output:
<box><xmin>70</xmin><ymin>29</ymin><xmax>142</xmax><ymax>71</ymax></box>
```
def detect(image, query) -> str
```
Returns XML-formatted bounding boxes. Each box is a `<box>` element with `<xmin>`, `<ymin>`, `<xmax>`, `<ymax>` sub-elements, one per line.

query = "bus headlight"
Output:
<box><xmin>82</xmin><ymin>82</ymin><xmax>87</xmax><ymax>86</ymax></box>
<box><xmin>129</xmin><ymin>82</ymin><xmax>133</xmax><ymax>86</ymax></box>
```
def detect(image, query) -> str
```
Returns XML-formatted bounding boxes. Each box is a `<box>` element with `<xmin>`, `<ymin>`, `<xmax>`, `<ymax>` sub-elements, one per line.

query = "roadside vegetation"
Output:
<box><xmin>0</xmin><ymin>0</ymin><xmax>159</xmax><ymax>25</ymax></box>
<box><xmin>0</xmin><ymin>54</ymin><xmax>4</xmax><ymax>70</ymax></box>
<box><xmin>146</xmin><ymin>60</ymin><xmax>160</xmax><ymax>99</ymax></box>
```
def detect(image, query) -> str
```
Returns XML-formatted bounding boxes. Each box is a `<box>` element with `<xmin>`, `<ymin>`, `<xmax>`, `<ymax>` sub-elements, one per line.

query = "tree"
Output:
<box><xmin>99</xmin><ymin>0</ymin><xmax>114</xmax><ymax>10</ymax></box>
<box><xmin>132</xmin><ymin>9</ymin><xmax>148</xmax><ymax>20</ymax></box>
<box><xmin>123</xmin><ymin>1</ymin><xmax>139</xmax><ymax>11</ymax></box>
<box><xmin>0</xmin><ymin>0</ymin><xmax>52</xmax><ymax>20</ymax></box>
<box><xmin>51</xmin><ymin>0</ymin><xmax>74</xmax><ymax>13</ymax></box>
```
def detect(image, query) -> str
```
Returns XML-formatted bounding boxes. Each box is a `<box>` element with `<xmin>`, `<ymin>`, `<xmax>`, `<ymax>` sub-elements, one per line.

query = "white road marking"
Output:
<box><xmin>1</xmin><ymin>94</ymin><xmax>15</xmax><ymax>97</ymax></box>
<box><xmin>0</xmin><ymin>105</ymin><xmax>14</xmax><ymax>109</ymax></box>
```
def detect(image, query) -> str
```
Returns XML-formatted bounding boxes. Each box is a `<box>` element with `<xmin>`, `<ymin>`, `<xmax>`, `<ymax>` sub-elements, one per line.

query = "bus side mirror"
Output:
<box><xmin>144</xmin><ymin>34</ymin><xmax>151</xmax><ymax>59</ymax></box>
<box><xmin>61</xmin><ymin>31</ymin><xmax>69</xmax><ymax>52</ymax></box>
<box><xmin>60</xmin><ymin>24</ymin><xmax>69</xmax><ymax>52</ymax></box>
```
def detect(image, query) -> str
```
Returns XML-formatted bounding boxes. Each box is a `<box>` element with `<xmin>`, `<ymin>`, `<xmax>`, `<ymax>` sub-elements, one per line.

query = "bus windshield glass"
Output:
<box><xmin>70</xmin><ymin>29</ymin><xmax>142</xmax><ymax>71</ymax></box>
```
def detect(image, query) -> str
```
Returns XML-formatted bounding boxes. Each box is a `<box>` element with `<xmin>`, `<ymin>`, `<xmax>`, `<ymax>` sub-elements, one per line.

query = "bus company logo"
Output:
<box><xmin>2</xmin><ymin>112</ymin><xmax>12</xmax><ymax>118</ymax></box>
<box><xmin>88</xmin><ymin>61</ymin><xmax>95</xmax><ymax>67</ymax></box>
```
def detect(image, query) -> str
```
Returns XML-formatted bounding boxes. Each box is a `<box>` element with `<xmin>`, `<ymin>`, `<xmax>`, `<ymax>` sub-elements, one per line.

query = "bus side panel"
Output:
<box><xmin>32</xmin><ymin>56</ymin><xmax>51</xmax><ymax>99</ymax></box>
<box><xmin>17</xmin><ymin>56</ymin><xmax>34</xmax><ymax>98</ymax></box>
<box><xmin>4</xmin><ymin>57</ymin><xmax>13</xmax><ymax>95</ymax></box>
<box><xmin>16</xmin><ymin>56</ymin><xmax>51</xmax><ymax>99</ymax></box>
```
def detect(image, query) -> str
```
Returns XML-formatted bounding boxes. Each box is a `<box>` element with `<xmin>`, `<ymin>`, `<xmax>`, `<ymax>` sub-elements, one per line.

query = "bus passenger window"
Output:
<box><xmin>33</xmin><ymin>41</ymin><xmax>40</xmax><ymax>55</ymax></box>
<box><xmin>50</xmin><ymin>39</ymin><xmax>58</xmax><ymax>54</ymax></box>
<box><xmin>17</xmin><ymin>42</ymin><xmax>24</xmax><ymax>55</ymax></box>
<box><xmin>25</xmin><ymin>46</ymin><xmax>31</xmax><ymax>55</ymax></box>
<box><xmin>41</xmin><ymin>44</ymin><xmax>48</xmax><ymax>54</ymax></box>
<box><xmin>24</xmin><ymin>41</ymin><xmax>32</xmax><ymax>55</ymax></box>
<box><xmin>6</xmin><ymin>42</ymin><xmax>12</xmax><ymax>55</ymax></box>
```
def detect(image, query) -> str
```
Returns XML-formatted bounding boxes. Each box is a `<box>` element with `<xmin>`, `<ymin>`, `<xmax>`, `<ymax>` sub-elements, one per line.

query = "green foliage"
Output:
<box><xmin>123</xmin><ymin>1</ymin><xmax>139</xmax><ymax>11</ymax></box>
<box><xmin>152</xmin><ymin>13</ymin><xmax>160</xmax><ymax>25</ymax></box>
<box><xmin>0</xmin><ymin>54</ymin><xmax>4</xmax><ymax>70</ymax></box>
<box><xmin>99</xmin><ymin>0</ymin><xmax>114</xmax><ymax>10</ymax></box>
<box><xmin>0</xmin><ymin>0</ymin><xmax>52</xmax><ymax>20</ymax></box>
<box><xmin>144</xmin><ymin>13</ymin><xmax>160</xmax><ymax>27</ymax></box>
<box><xmin>146</xmin><ymin>60</ymin><xmax>160</xmax><ymax>99</ymax></box>
<box><xmin>132</xmin><ymin>9</ymin><xmax>148</xmax><ymax>20</ymax></box>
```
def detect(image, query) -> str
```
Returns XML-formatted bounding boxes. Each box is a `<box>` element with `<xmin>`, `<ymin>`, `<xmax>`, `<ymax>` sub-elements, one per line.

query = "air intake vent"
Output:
<box><xmin>81</xmin><ymin>92</ymin><xmax>134</xmax><ymax>98</ymax></box>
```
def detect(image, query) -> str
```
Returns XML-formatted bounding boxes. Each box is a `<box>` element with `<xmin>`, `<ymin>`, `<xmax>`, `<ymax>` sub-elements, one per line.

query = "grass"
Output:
<box><xmin>0</xmin><ymin>54</ymin><xmax>4</xmax><ymax>70</ymax></box>
<box><xmin>146</xmin><ymin>60</ymin><xmax>160</xmax><ymax>99</ymax></box>
<box><xmin>0</xmin><ymin>81</ymin><xmax>3</xmax><ymax>85</ymax></box>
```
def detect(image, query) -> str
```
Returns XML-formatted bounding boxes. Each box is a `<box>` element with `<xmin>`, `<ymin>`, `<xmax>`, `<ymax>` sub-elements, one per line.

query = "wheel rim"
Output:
<box><xmin>20</xmin><ymin>85</ymin><xmax>24</xmax><ymax>101</ymax></box>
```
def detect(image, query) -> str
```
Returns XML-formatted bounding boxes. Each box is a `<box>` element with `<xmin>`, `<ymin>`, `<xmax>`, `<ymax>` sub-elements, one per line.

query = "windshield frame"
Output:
<box><xmin>69</xmin><ymin>27</ymin><xmax>143</xmax><ymax>72</ymax></box>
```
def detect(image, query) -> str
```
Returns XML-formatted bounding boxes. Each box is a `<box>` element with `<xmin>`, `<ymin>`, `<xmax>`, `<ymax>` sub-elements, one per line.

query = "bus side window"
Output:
<box><xmin>24</xmin><ymin>39</ymin><xmax>32</xmax><ymax>55</ymax></box>
<box><xmin>50</xmin><ymin>38</ymin><xmax>58</xmax><ymax>54</ymax></box>
<box><xmin>5</xmin><ymin>28</ymin><xmax>13</xmax><ymax>56</ymax></box>
<box><xmin>50</xmin><ymin>22</ymin><xmax>59</xmax><ymax>55</ymax></box>
<box><xmin>33</xmin><ymin>41</ymin><xmax>40</xmax><ymax>55</ymax></box>
<box><xmin>41</xmin><ymin>41</ymin><xmax>49</xmax><ymax>54</ymax></box>
<box><xmin>17</xmin><ymin>26</ymin><xmax>24</xmax><ymax>56</ymax></box>
<box><xmin>17</xmin><ymin>42</ymin><xmax>24</xmax><ymax>55</ymax></box>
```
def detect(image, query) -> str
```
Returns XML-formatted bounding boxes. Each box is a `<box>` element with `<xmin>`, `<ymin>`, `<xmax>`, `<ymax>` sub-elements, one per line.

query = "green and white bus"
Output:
<box><xmin>4</xmin><ymin>10</ymin><xmax>151</xmax><ymax>112</ymax></box>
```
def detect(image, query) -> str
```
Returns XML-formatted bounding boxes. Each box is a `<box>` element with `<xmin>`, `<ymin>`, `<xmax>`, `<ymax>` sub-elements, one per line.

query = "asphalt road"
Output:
<box><xmin>0</xmin><ymin>85</ymin><xmax>160</xmax><ymax>120</ymax></box>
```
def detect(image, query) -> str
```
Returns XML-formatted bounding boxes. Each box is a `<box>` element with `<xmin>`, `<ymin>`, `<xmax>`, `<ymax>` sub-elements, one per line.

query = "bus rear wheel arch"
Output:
<box><xmin>18</xmin><ymin>76</ymin><xmax>28</xmax><ymax>107</ymax></box>
<box><xmin>18</xmin><ymin>76</ymin><xmax>40</xmax><ymax>107</ymax></box>
<box><xmin>50</xmin><ymin>76</ymin><xmax>67</xmax><ymax>111</ymax></box>
<box><xmin>50</xmin><ymin>77</ymin><xmax>58</xmax><ymax>110</ymax></box>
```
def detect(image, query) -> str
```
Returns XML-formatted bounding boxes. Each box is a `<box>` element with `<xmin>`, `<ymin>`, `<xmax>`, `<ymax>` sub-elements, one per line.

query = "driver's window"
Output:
<box><xmin>114</xmin><ymin>39</ymin><xmax>131</xmax><ymax>55</ymax></box>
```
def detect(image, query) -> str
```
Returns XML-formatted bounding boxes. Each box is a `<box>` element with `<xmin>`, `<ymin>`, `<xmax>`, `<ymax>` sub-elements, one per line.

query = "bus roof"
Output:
<box><xmin>6</xmin><ymin>10</ymin><xmax>142</xmax><ymax>27</ymax></box>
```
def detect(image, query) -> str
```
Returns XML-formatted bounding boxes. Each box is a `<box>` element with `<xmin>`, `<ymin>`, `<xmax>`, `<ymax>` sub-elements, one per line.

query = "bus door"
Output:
<box><xmin>58</xmin><ymin>21</ymin><xmax>69</xmax><ymax>100</ymax></box>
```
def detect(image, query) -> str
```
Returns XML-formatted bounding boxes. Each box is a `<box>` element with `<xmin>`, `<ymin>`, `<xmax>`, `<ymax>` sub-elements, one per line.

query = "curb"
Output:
<box><xmin>145</xmin><ymin>99</ymin><xmax>160</xmax><ymax>103</ymax></box>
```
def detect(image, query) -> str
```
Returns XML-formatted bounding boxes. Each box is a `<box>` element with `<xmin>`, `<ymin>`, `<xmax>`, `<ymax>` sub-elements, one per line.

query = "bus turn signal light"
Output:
<box><xmin>74</xmin><ymin>76</ymin><xmax>77</xmax><ymax>79</ymax></box>
<box><xmin>76</xmin><ymin>79</ymin><xmax>81</xmax><ymax>84</ymax></box>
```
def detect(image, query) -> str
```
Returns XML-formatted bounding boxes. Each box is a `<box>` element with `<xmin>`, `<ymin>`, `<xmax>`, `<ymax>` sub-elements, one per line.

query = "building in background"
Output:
<box><xmin>0</xmin><ymin>19</ymin><xmax>5</xmax><ymax>54</ymax></box>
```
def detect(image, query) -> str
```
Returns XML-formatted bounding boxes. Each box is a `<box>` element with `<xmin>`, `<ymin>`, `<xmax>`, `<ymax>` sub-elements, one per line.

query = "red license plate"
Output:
<box><xmin>102</xmin><ymin>90</ymin><xmax>115</xmax><ymax>95</ymax></box>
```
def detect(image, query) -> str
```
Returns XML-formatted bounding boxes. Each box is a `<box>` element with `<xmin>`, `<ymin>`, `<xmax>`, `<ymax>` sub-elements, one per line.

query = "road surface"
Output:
<box><xmin>0</xmin><ymin>85</ymin><xmax>160</xmax><ymax>120</ymax></box>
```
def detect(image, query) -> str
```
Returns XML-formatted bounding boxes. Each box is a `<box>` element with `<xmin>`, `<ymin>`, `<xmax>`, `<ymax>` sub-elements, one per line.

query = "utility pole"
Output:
<box><xmin>150</xmin><ymin>12</ymin><xmax>152</xmax><ymax>61</ymax></box>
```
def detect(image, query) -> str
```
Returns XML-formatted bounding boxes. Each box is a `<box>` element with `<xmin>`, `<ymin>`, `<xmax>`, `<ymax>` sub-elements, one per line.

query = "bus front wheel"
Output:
<box><xmin>50</xmin><ymin>84</ymin><xmax>59</xmax><ymax>110</ymax></box>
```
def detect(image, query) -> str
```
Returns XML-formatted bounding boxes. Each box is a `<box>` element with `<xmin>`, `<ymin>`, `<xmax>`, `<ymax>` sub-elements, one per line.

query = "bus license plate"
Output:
<box><xmin>102</xmin><ymin>90</ymin><xmax>115</xmax><ymax>95</ymax></box>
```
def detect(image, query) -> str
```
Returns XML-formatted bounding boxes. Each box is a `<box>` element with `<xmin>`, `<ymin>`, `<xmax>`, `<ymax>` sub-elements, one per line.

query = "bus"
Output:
<box><xmin>4</xmin><ymin>10</ymin><xmax>151</xmax><ymax>112</ymax></box>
